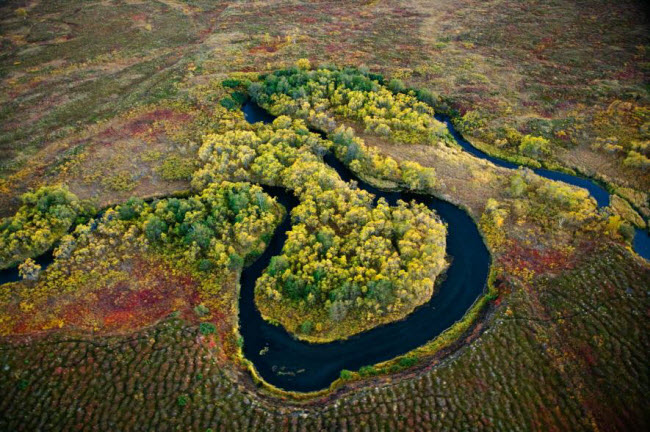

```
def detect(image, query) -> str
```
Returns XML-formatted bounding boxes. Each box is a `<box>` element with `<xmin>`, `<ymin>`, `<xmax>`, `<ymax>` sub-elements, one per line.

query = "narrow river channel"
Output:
<box><xmin>433</xmin><ymin>113</ymin><xmax>650</xmax><ymax>260</ymax></box>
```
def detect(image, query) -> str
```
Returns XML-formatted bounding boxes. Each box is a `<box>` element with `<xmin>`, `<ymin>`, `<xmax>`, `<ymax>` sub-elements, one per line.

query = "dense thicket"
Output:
<box><xmin>48</xmin><ymin>181</ymin><xmax>281</xmax><ymax>293</ymax></box>
<box><xmin>0</xmin><ymin>186</ymin><xmax>87</xmax><ymax>269</ymax></box>
<box><xmin>1</xmin><ymin>182</ymin><xmax>282</xmax><ymax>326</ymax></box>
<box><xmin>249</xmin><ymin>67</ymin><xmax>451</xmax><ymax>146</ymax></box>
<box><xmin>249</xmin><ymin>67</ymin><xmax>443</xmax><ymax>191</ymax></box>
<box><xmin>193</xmin><ymin>116</ymin><xmax>447</xmax><ymax>341</ymax></box>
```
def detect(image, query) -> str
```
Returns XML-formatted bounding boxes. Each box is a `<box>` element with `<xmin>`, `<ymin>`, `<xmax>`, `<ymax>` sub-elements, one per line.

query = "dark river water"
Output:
<box><xmin>240</xmin><ymin>101</ymin><xmax>490</xmax><ymax>391</ymax></box>
<box><xmin>0</xmin><ymin>250</ymin><xmax>54</xmax><ymax>285</ymax></box>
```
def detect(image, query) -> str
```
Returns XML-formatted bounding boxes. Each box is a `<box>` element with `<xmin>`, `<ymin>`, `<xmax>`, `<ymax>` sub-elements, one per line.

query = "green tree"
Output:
<box><xmin>144</xmin><ymin>215</ymin><xmax>167</xmax><ymax>242</ymax></box>
<box><xmin>519</xmin><ymin>135</ymin><xmax>551</xmax><ymax>158</ymax></box>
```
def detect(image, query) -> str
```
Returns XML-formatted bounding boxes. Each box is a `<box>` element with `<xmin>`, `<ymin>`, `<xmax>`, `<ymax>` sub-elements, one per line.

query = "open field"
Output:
<box><xmin>1</xmin><ymin>0</ymin><xmax>649</xmax><ymax>430</ymax></box>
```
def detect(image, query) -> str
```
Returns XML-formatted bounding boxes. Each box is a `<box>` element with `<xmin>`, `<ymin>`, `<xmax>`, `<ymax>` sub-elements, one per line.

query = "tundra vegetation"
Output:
<box><xmin>0</xmin><ymin>0</ymin><xmax>649</xmax><ymax>430</ymax></box>
<box><xmin>250</xmin><ymin>66</ymin><xmax>632</xmax><ymax>246</ymax></box>
<box><xmin>193</xmin><ymin>116</ymin><xmax>447</xmax><ymax>341</ymax></box>
<box><xmin>0</xmin><ymin>182</ymin><xmax>282</xmax><ymax>336</ymax></box>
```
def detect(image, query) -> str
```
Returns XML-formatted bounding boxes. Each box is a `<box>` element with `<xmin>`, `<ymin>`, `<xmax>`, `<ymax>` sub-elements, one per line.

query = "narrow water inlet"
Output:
<box><xmin>433</xmin><ymin>113</ymin><xmax>649</xmax><ymax>260</ymax></box>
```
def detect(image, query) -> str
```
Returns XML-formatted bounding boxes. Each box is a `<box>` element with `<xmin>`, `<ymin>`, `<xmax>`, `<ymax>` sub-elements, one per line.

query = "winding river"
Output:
<box><xmin>239</xmin><ymin>100</ymin><xmax>649</xmax><ymax>391</ymax></box>
<box><xmin>0</xmin><ymin>99</ymin><xmax>646</xmax><ymax>394</ymax></box>
<box><xmin>239</xmin><ymin>102</ymin><xmax>490</xmax><ymax>391</ymax></box>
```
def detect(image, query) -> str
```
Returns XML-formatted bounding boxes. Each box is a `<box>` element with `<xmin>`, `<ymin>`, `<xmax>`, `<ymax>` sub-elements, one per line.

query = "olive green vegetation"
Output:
<box><xmin>193</xmin><ymin>117</ymin><xmax>447</xmax><ymax>342</ymax></box>
<box><xmin>0</xmin><ymin>185</ymin><xmax>91</xmax><ymax>269</ymax></box>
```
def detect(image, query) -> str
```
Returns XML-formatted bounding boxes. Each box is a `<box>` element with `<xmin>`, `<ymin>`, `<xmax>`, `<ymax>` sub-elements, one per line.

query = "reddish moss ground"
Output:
<box><xmin>0</xmin><ymin>243</ymin><xmax>647</xmax><ymax>431</ymax></box>
<box><xmin>1</xmin><ymin>253</ymin><xmax>238</xmax><ymax>362</ymax></box>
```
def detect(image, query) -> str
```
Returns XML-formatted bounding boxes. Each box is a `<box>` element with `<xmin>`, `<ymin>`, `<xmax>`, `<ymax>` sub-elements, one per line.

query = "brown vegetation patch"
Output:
<box><xmin>500</xmin><ymin>238</ymin><xmax>594</xmax><ymax>281</ymax></box>
<box><xmin>360</xmin><ymin>131</ymin><xmax>506</xmax><ymax>216</ymax></box>
<box><xmin>3</xmin><ymin>254</ymin><xmax>204</xmax><ymax>336</ymax></box>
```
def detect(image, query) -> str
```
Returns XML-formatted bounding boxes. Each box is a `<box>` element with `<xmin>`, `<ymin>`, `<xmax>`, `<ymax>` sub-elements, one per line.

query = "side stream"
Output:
<box><xmin>433</xmin><ymin>114</ymin><xmax>650</xmax><ymax>260</ymax></box>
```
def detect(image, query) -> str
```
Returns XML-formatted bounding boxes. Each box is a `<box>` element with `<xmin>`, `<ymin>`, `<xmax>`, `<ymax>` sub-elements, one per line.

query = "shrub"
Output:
<box><xmin>194</xmin><ymin>304</ymin><xmax>210</xmax><ymax>317</ymax></box>
<box><xmin>398</xmin><ymin>356</ymin><xmax>418</xmax><ymax>367</ymax></box>
<box><xmin>185</xmin><ymin>222</ymin><xmax>213</xmax><ymax>249</ymax></box>
<box><xmin>231</xmin><ymin>91</ymin><xmax>247</xmax><ymax>104</ymax></box>
<box><xmin>144</xmin><ymin>215</ymin><xmax>167</xmax><ymax>242</ymax></box>
<box><xmin>504</xmin><ymin>127</ymin><xmax>523</xmax><ymax>146</ymax></box>
<box><xmin>220</xmin><ymin>97</ymin><xmax>238</xmax><ymax>110</ymax></box>
<box><xmin>299</xmin><ymin>320</ymin><xmax>313</xmax><ymax>334</ymax></box>
<box><xmin>459</xmin><ymin>110</ymin><xmax>486</xmax><ymax>132</ymax></box>
<box><xmin>102</xmin><ymin>172</ymin><xmax>136</xmax><ymax>192</ymax></box>
<box><xmin>388</xmin><ymin>78</ymin><xmax>406</xmax><ymax>93</ymax></box>
<box><xmin>197</xmin><ymin>259</ymin><xmax>215</xmax><ymax>272</ymax></box>
<box><xmin>221</xmin><ymin>78</ymin><xmax>241</xmax><ymax>88</ymax></box>
<box><xmin>623</xmin><ymin>151</ymin><xmax>650</xmax><ymax>170</ymax></box>
<box><xmin>509</xmin><ymin>173</ymin><xmax>528</xmax><ymax>197</ymax></box>
<box><xmin>415</xmin><ymin>88</ymin><xmax>439</xmax><ymax>106</ymax></box>
<box><xmin>117</xmin><ymin>198</ymin><xmax>144</xmax><ymax>220</ymax></box>
<box><xmin>228</xmin><ymin>253</ymin><xmax>244</xmax><ymax>270</ymax></box>
<box><xmin>519</xmin><ymin>135</ymin><xmax>551</xmax><ymax>158</ymax></box>
<box><xmin>619</xmin><ymin>223</ymin><xmax>635</xmax><ymax>242</ymax></box>
<box><xmin>199</xmin><ymin>322</ymin><xmax>216</xmax><ymax>335</ymax></box>
<box><xmin>296</xmin><ymin>58</ymin><xmax>311</xmax><ymax>70</ymax></box>
<box><xmin>18</xmin><ymin>258</ymin><xmax>41</xmax><ymax>281</ymax></box>
<box><xmin>367</xmin><ymin>72</ymin><xmax>384</xmax><ymax>83</ymax></box>
<box><xmin>359</xmin><ymin>365</ymin><xmax>377</xmax><ymax>376</ymax></box>
<box><xmin>157</xmin><ymin>156</ymin><xmax>196</xmax><ymax>181</ymax></box>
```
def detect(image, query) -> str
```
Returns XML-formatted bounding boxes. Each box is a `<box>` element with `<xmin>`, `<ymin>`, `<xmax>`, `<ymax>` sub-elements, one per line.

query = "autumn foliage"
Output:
<box><xmin>194</xmin><ymin>113</ymin><xmax>447</xmax><ymax>341</ymax></box>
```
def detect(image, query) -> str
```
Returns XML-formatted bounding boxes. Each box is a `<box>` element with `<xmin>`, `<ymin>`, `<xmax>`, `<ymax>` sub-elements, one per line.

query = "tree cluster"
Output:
<box><xmin>249</xmin><ymin>66</ymin><xmax>452</xmax><ymax>146</ymax></box>
<box><xmin>249</xmin><ymin>66</ymin><xmax>441</xmax><ymax>192</ymax></box>
<box><xmin>0</xmin><ymin>186</ymin><xmax>87</xmax><ymax>269</ymax></box>
<box><xmin>194</xmin><ymin>116</ymin><xmax>447</xmax><ymax>340</ymax></box>
<box><xmin>12</xmin><ymin>181</ymin><xmax>282</xmax><ymax>313</ymax></box>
